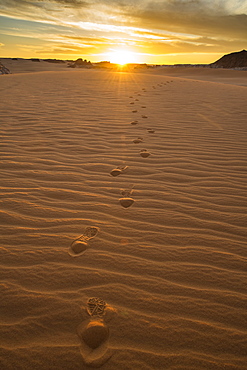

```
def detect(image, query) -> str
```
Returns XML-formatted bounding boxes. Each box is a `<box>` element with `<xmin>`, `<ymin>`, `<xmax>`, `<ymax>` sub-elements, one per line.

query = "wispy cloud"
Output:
<box><xmin>0</xmin><ymin>0</ymin><xmax>246</xmax><ymax>62</ymax></box>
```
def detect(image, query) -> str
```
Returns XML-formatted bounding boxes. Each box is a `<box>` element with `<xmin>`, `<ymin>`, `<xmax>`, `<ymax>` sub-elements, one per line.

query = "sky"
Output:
<box><xmin>0</xmin><ymin>0</ymin><xmax>246</xmax><ymax>64</ymax></box>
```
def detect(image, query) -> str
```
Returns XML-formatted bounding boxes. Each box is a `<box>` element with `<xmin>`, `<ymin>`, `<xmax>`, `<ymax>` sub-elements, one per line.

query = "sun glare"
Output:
<box><xmin>108</xmin><ymin>49</ymin><xmax>137</xmax><ymax>65</ymax></box>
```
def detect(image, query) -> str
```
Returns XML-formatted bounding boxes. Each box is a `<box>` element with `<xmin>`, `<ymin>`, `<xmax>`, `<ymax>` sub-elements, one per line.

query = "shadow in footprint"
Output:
<box><xmin>133</xmin><ymin>137</ymin><xmax>143</xmax><ymax>144</ymax></box>
<box><xmin>140</xmin><ymin>149</ymin><xmax>150</xmax><ymax>158</ymax></box>
<box><xmin>119</xmin><ymin>188</ymin><xmax>135</xmax><ymax>208</ymax></box>
<box><xmin>110</xmin><ymin>166</ymin><xmax>128</xmax><ymax>177</ymax></box>
<box><xmin>78</xmin><ymin>298</ymin><xmax>114</xmax><ymax>367</ymax></box>
<box><xmin>68</xmin><ymin>226</ymin><xmax>99</xmax><ymax>257</ymax></box>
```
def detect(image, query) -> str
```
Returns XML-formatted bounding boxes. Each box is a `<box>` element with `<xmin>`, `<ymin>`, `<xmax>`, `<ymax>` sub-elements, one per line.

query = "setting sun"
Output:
<box><xmin>108</xmin><ymin>49</ymin><xmax>138</xmax><ymax>65</ymax></box>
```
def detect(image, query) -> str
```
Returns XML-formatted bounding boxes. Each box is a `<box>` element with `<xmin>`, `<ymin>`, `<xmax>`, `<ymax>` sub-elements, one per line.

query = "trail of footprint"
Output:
<box><xmin>68</xmin><ymin>226</ymin><xmax>99</xmax><ymax>257</ymax></box>
<box><xmin>77</xmin><ymin>298</ymin><xmax>114</xmax><ymax>367</ymax></box>
<box><xmin>110</xmin><ymin>166</ymin><xmax>128</xmax><ymax>177</ymax></box>
<box><xmin>119</xmin><ymin>187</ymin><xmax>135</xmax><ymax>208</ymax></box>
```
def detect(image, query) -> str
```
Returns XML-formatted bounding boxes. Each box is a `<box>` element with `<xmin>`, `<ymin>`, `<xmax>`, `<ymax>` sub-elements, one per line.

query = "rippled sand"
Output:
<box><xmin>0</xmin><ymin>61</ymin><xmax>247</xmax><ymax>369</ymax></box>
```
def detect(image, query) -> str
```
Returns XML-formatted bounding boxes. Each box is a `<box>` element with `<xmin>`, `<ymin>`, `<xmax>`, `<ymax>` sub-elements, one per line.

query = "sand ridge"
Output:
<box><xmin>0</xmin><ymin>64</ymin><xmax>247</xmax><ymax>369</ymax></box>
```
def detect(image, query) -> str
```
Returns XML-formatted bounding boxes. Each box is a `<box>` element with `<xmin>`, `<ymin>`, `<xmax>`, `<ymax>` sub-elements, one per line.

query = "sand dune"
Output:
<box><xmin>0</xmin><ymin>63</ymin><xmax>246</xmax><ymax>369</ymax></box>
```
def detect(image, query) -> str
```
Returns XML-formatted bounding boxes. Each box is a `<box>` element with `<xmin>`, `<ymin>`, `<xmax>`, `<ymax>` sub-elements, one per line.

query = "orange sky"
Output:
<box><xmin>0</xmin><ymin>0</ymin><xmax>246</xmax><ymax>64</ymax></box>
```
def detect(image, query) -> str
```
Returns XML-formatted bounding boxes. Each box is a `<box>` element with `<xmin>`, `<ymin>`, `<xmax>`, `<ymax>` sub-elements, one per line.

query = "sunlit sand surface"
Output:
<box><xmin>0</xmin><ymin>60</ymin><xmax>247</xmax><ymax>369</ymax></box>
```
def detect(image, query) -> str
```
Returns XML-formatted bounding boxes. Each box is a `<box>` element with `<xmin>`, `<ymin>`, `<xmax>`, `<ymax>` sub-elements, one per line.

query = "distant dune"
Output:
<box><xmin>0</xmin><ymin>59</ymin><xmax>246</xmax><ymax>370</ymax></box>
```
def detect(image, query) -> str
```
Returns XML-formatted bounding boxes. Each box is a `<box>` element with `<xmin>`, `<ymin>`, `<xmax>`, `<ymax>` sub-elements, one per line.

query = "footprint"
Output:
<box><xmin>133</xmin><ymin>137</ymin><xmax>143</xmax><ymax>144</ymax></box>
<box><xmin>140</xmin><ymin>149</ymin><xmax>150</xmax><ymax>158</ymax></box>
<box><xmin>79</xmin><ymin>319</ymin><xmax>109</xmax><ymax>350</ymax></box>
<box><xmin>110</xmin><ymin>166</ymin><xmax>128</xmax><ymax>177</ymax></box>
<box><xmin>119</xmin><ymin>197</ymin><xmax>134</xmax><ymax>208</ymax></box>
<box><xmin>147</xmin><ymin>128</ymin><xmax>155</xmax><ymax>133</ymax></box>
<box><xmin>87</xmin><ymin>297</ymin><xmax>106</xmax><ymax>317</ymax></box>
<box><xmin>132</xmin><ymin>110</ymin><xmax>138</xmax><ymax>113</ymax></box>
<box><xmin>68</xmin><ymin>226</ymin><xmax>99</xmax><ymax>257</ymax></box>
<box><xmin>129</xmin><ymin>96</ymin><xmax>133</xmax><ymax>98</ymax></box>
<box><xmin>141</xmin><ymin>106</ymin><xmax>146</xmax><ymax>108</ymax></box>
<box><xmin>77</xmin><ymin>298</ymin><xmax>113</xmax><ymax>367</ymax></box>
<box><xmin>130</xmin><ymin>102</ymin><xmax>134</xmax><ymax>105</ymax></box>
<box><xmin>142</xmin><ymin>115</ymin><xmax>148</xmax><ymax>118</ymax></box>
<box><xmin>130</xmin><ymin>120</ymin><xmax>138</xmax><ymax>125</ymax></box>
<box><xmin>137</xmin><ymin>94</ymin><xmax>141</xmax><ymax>96</ymax></box>
<box><xmin>135</xmin><ymin>98</ymin><xmax>139</xmax><ymax>101</ymax></box>
<box><xmin>119</xmin><ymin>188</ymin><xmax>135</xmax><ymax>208</ymax></box>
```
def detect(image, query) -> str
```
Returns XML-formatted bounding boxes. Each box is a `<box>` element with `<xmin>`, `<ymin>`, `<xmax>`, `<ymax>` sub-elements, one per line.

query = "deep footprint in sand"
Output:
<box><xmin>147</xmin><ymin>128</ymin><xmax>155</xmax><ymax>133</ymax></box>
<box><xmin>130</xmin><ymin>102</ymin><xmax>135</xmax><ymax>105</ymax></box>
<box><xmin>132</xmin><ymin>110</ymin><xmax>138</xmax><ymax>113</ymax></box>
<box><xmin>130</xmin><ymin>120</ymin><xmax>138</xmax><ymax>125</ymax></box>
<box><xmin>142</xmin><ymin>115</ymin><xmax>148</xmax><ymax>119</ymax></box>
<box><xmin>119</xmin><ymin>188</ymin><xmax>135</xmax><ymax>208</ymax></box>
<box><xmin>110</xmin><ymin>165</ymin><xmax>128</xmax><ymax>177</ymax></box>
<box><xmin>77</xmin><ymin>298</ymin><xmax>114</xmax><ymax>367</ymax></box>
<box><xmin>133</xmin><ymin>137</ymin><xmax>143</xmax><ymax>144</ymax></box>
<box><xmin>140</xmin><ymin>149</ymin><xmax>151</xmax><ymax>158</ymax></box>
<box><xmin>68</xmin><ymin>226</ymin><xmax>99</xmax><ymax>257</ymax></box>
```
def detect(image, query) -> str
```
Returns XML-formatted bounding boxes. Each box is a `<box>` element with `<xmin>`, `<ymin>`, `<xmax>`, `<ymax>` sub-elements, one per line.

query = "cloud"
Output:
<box><xmin>126</xmin><ymin>2</ymin><xmax>247</xmax><ymax>41</ymax></box>
<box><xmin>0</xmin><ymin>0</ymin><xmax>246</xmax><ymax>62</ymax></box>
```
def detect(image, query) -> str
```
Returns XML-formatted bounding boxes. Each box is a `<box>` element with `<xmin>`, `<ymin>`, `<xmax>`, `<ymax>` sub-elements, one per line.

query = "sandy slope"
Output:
<box><xmin>143</xmin><ymin>66</ymin><xmax>247</xmax><ymax>87</ymax></box>
<box><xmin>0</xmin><ymin>65</ymin><xmax>247</xmax><ymax>370</ymax></box>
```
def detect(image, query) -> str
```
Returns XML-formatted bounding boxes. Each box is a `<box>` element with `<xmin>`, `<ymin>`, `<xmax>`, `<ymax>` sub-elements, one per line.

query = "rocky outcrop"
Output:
<box><xmin>210</xmin><ymin>50</ymin><xmax>247</xmax><ymax>69</ymax></box>
<box><xmin>0</xmin><ymin>61</ymin><xmax>11</xmax><ymax>75</ymax></box>
<box><xmin>68</xmin><ymin>58</ymin><xmax>93</xmax><ymax>68</ymax></box>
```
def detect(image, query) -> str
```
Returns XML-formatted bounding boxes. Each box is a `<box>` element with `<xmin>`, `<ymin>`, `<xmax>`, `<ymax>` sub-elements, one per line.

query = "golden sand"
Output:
<box><xmin>0</xmin><ymin>59</ymin><xmax>246</xmax><ymax>369</ymax></box>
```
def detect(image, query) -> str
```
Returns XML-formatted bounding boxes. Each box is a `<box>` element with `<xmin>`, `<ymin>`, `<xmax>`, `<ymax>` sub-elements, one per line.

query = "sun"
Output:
<box><xmin>108</xmin><ymin>49</ymin><xmax>138</xmax><ymax>65</ymax></box>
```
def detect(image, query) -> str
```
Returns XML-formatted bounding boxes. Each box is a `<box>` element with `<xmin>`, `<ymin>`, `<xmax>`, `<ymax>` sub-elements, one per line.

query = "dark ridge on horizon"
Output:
<box><xmin>1</xmin><ymin>51</ymin><xmax>247</xmax><ymax>72</ymax></box>
<box><xmin>210</xmin><ymin>50</ymin><xmax>247</xmax><ymax>69</ymax></box>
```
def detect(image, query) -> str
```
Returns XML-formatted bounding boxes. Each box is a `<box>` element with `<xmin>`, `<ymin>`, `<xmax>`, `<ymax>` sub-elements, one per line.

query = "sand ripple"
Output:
<box><xmin>0</xmin><ymin>70</ymin><xmax>246</xmax><ymax>369</ymax></box>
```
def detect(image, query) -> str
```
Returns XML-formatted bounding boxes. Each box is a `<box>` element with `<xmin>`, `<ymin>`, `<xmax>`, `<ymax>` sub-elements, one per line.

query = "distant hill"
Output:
<box><xmin>210</xmin><ymin>50</ymin><xmax>247</xmax><ymax>69</ymax></box>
